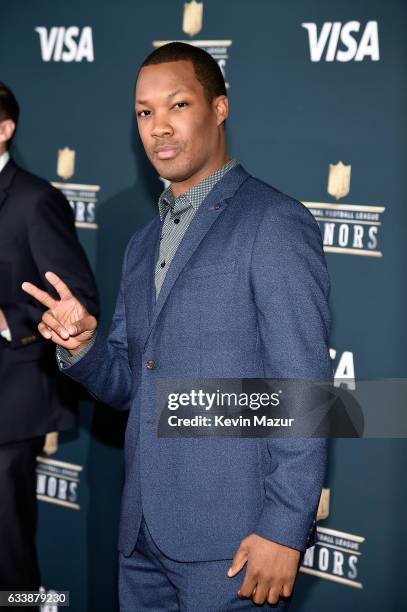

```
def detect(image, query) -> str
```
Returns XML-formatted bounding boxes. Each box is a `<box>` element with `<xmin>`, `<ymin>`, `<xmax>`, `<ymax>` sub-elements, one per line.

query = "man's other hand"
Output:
<box><xmin>228</xmin><ymin>533</ymin><xmax>301</xmax><ymax>606</ymax></box>
<box><xmin>22</xmin><ymin>271</ymin><xmax>97</xmax><ymax>354</ymax></box>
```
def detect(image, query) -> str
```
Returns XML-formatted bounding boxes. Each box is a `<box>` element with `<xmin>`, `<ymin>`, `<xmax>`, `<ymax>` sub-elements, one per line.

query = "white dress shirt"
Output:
<box><xmin>0</xmin><ymin>150</ymin><xmax>10</xmax><ymax>173</ymax></box>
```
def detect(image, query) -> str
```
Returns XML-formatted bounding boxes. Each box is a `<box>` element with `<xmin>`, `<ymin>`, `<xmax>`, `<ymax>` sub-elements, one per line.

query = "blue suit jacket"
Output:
<box><xmin>59</xmin><ymin>164</ymin><xmax>332</xmax><ymax>560</ymax></box>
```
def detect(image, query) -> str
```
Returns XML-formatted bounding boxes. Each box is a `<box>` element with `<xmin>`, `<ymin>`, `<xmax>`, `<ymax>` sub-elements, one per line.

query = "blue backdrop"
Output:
<box><xmin>1</xmin><ymin>1</ymin><xmax>406</xmax><ymax>610</ymax></box>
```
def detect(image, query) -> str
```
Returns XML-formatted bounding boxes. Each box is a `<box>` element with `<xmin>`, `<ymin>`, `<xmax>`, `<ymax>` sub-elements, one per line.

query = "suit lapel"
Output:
<box><xmin>146</xmin><ymin>215</ymin><xmax>163</xmax><ymax>327</ymax></box>
<box><xmin>0</xmin><ymin>190</ymin><xmax>7</xmax><ymax>212</ymax></box>
<box><xmin>143</xmin><ymin>164</ymin><xmax>249</xmax><ymax>350</ymax></box>
<box><xmin>125</xmin><ymin>214</ymin><xmax>162</xmax><ymax>346</ymax></box>
<box><xmin>0</xmin><ymin>159</ymin><xmax>18</xmax><ymax>215</ymax></box>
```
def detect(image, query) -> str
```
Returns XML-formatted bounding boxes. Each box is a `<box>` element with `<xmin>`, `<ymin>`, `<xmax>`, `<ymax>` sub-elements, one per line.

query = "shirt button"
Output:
<box><xmin>146</xmin><ymin>359</ymin><xmax>156</xmax><ymax>369</ymax></box>
<box><xmin>160</xmin><ymin>261</ymin><xmax>166</xmax><ymax>268</ymax></box>
<box><xmin>174</xmin><ymin>218</ymin><xmax>180</xmax><ymax>224</ymax></box>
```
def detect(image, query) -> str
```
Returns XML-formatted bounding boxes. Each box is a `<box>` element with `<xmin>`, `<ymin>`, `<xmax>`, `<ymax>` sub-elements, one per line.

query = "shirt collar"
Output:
<box><xmin>0</xmin><ymin>151</ymin><xmax>10</xmax><ymax>174</ymax></box>
<box><xmin>158</xmin><ymin>158</ymin><xmax>238</xmax><ymax>221</ymax></box>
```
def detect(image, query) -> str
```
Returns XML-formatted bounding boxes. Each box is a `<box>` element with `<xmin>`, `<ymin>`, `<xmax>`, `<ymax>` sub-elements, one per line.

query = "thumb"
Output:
<box><xmin>227</xmin><ymin>544</ymin><xmax>248</xmax><ymax>577</ymax></box>
<box><xmin>67</xmin><ymin>314</ymin><xmax>96</xmax><ymax>336</ymax></box>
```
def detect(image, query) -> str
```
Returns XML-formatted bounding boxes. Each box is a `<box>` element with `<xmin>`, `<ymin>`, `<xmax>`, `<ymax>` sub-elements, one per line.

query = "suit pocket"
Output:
<box><xmin>186</xmin><ymin>258</ymin><xmax>236</xmax><ymax>278</ymax></box>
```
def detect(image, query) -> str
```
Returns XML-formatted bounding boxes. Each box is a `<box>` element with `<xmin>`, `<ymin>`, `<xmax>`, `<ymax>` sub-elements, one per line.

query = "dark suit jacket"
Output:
<box><xmin>59</xmin><ymin>164</ymin><xmax>332</xmax><ymax>561</ymax></box>
<box><xmin>0</xmin><ymin>158</ymin><xmax>99</xmax><ymax>445</ymax></box>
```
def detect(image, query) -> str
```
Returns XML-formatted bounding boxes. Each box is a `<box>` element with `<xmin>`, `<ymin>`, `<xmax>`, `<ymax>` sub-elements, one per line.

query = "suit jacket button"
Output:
<box><xmin>146</xmin><ymin>359</ymin><xmax>156</xmax><ymax>370</ymax></box>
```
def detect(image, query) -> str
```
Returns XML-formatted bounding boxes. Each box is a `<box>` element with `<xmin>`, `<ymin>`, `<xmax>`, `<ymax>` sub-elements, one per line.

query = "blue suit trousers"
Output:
<box><xmin>118</xmin><ymin>515</ymin><xmax>291</xmax><ymax>611</ymax></box>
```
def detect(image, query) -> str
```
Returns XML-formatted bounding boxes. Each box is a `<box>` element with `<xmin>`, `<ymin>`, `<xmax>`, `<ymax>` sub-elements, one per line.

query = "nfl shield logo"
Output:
<box><xmin>183</xmin><ymin>0</ymin><xmax>203</xmax><ymax>37</ymax></box>
<box><xmin>57</xmin><ymin>147</ymin><xmax>75</xmax><ymax>181</ymax></box>
<box><xmin>43</xmin><ymin>432</ymin><xmax>59</xmax><ymax>456</ymax></box>
<box><xmin>327</xmin><ymin>161</ymin><xmax>351</xmax><ymax>200</ymax></box>
<box><xmin>316</xmin><ymin>487</ymin><xmax>330</xmax><ymax>520</ymax></box>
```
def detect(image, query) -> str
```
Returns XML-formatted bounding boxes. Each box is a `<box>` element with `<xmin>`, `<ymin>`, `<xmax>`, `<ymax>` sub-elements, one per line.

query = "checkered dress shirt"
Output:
<box><xmin>154</xmin><ymin>158</ymin><xmax>237</xmax><ymax>298</ymax></box>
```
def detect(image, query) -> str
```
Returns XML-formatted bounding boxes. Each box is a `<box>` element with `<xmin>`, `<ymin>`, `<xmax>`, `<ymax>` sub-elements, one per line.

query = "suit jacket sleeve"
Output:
<box><xmin>250</xmin><ymin>196</ymin><xmax>332</xmax><ymax>552</ymax></box>
<box><xmin>2</xmin><ymin>186</ymin><xmax>99</xmax><ymax>349</ymax></box>
<box><xmin>56</xmin><ymin>236</ymin><xmax>134</xmax><ymax>411</ymax></box>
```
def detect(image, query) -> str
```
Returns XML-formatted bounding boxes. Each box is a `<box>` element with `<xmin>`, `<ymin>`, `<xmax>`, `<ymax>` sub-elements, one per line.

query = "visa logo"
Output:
<box><xmin>301</xmin><ymin>21</ymin><xmax>379</xmax><ymax>62</ymax></box>
<box><xmin>35</xmin><ymin>26</ymin><xmax>94</xmax><ymax>62</ymax></box>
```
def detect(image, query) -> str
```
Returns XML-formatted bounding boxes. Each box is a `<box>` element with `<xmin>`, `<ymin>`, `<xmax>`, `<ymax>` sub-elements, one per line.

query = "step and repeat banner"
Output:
<box><xmin>1</xmin><ymin>1</ymin><xmax>406</xmax><ymax>610</ymax></box>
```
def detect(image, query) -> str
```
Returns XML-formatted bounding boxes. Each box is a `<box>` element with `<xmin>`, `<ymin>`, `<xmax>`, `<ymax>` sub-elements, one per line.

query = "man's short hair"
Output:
<box><xmin>139</xmin><ymin>42</ymin><xmax>227</xmax><ymax>104</ymax></box>
<box><xmin>0</xmin><ymin>82</ymin><xmax>19</xmax><ymax>147</ymax></box>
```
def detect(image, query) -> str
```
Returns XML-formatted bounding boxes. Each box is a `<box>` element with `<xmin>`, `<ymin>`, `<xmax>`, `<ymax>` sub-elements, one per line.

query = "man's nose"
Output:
<box><xmin>151</xmin><ymin>114</ymin><xmax>173</xmax><ymax>138</ymax></box>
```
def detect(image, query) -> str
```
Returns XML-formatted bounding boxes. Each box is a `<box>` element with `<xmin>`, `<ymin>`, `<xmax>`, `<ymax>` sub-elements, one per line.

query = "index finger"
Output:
<box><xmin>44</xmin><ymin>271</ymin><xmax>73</xmax><ymax>300</ymax></box>
<box><xmin>21</xmin><ymin>281</ymin><xmax>57</xmax><ymax>309</ymax></box>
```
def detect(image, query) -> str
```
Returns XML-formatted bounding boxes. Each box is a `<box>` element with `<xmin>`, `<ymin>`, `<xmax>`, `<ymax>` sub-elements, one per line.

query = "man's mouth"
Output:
<box><xmin>154</xmin><ymin>145</ymin><xmax>179</xmax><ymax>160</ymax></box>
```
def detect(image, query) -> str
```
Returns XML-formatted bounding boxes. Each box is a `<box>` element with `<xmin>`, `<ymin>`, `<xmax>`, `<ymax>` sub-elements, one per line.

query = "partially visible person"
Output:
<box><xmin>0</xmin><ymin>82</ymin><xmax>99</xmax><ymax>590</ymax></box>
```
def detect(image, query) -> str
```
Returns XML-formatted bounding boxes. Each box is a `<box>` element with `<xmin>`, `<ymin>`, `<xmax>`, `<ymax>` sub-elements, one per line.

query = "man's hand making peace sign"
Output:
<box><xmin>22</xmin><ymin>271</ymin><xmax>97</xmax><ymax>355</ymax></box>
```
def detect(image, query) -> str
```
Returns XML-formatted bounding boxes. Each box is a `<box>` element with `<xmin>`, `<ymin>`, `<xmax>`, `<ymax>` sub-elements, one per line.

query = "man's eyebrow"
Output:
<box><xmin>167</xmin><ymin>88</ymin><xmax>187</xmax><ymax>99</ymax></box>
<box><xmin>136</xmin><ymin>88</ymin><xmax>189</xmax><ymax>105</ymax></box>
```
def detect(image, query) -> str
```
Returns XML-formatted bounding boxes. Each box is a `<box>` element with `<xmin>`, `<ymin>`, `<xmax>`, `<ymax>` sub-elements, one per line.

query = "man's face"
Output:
<box><xmin>0</xmin><ymin>118</ymin><xmax>15</xmax><ymax>154</ymax></box>
<box><xmin>135</xmin><ymin>60</ymin><xmax>227</xmax><ymax>184</ymax></box>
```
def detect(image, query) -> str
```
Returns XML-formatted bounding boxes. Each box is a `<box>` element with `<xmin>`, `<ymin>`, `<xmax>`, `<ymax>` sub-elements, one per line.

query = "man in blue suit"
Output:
<box><xmin>23</xmin><ymin>43</ymin><xmax>332</xmax><ymax>610</ymax></box>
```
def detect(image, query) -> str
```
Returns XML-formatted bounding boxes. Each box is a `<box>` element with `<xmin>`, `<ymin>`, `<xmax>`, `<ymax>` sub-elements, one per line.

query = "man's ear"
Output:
<box><xmin>0</xmin><ymin>119</ymin><xmax>16</xmax><ymax>147</ymax></box>
<box><xmin>214</xmin><ymin>95</ymin><xmax>228</xmax><ymax>127</ymax></box>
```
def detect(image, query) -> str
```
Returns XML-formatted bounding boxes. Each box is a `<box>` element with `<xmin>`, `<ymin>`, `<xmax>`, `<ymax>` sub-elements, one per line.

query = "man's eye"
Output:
<box><xmin>137</xmin><ymin>110</ymin><xmax>151</xmax><ymax>117</ymax></box>
<box><xmin>173</xmin><ymin>102</ymin><xmax>188</xmax><ymax>109</ymax></box>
